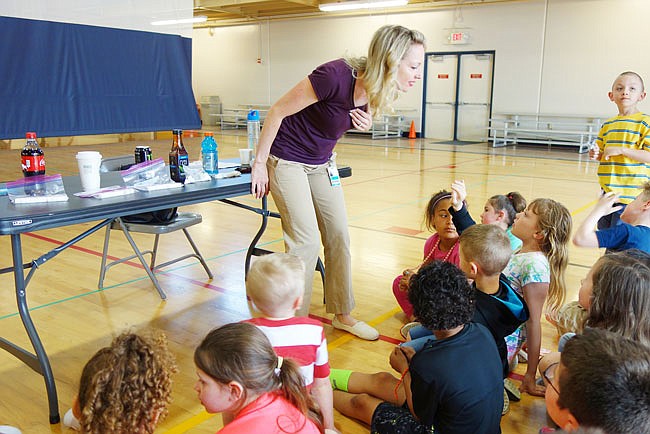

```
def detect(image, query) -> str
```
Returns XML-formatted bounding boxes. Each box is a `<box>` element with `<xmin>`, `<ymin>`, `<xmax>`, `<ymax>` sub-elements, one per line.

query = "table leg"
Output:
<box><xmin>244</xmin><ymin>196</ymin><xmax>270</xmax><ymax>278</ymax></box>
<box><xmin>11</xmin><ymin>234</ymin><xmax>60</xmax><ymax>424</ymax></box>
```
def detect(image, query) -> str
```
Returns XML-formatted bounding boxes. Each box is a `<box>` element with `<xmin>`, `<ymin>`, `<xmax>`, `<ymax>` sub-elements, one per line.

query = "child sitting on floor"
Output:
<box><xmin>64</xmin><ymin>331</ymin><xmax>177</xmax><ymax>434</ymax></box>
<box><xmin>243</xmin><ymin>253</ymin><xmax>335</xmax><ymax>432</ymax></box>
<box><xmin>404</xmin><ymin>225</ymin><xmax>529</xmax><ymax>413</ymax></box>
<box><xmin>333</xmin><ymin>261</ymin><xmax>503</xmax><ymax>434</ymax></box>
<box><xmin>538</xmin><ymin>248</ymin><xmax>650</xmax><ymax>381</ymax></box>
<box><xmin>393</xmin><ymin>190</ymin><xmax>460</xmax><ymax>333</ymax></box>
<box><xmin>449</xmin><ymin>179</ymin><xmax>526</xmax><ymax>251</ymax></box>
<box><xmin>194</xmin><ymin>322</ymin><xmax>323</xmax><ymax>433</ymax></box>
<box><xmin>543</xmin><ymin>329</ymin><xmax>650</xmax><ymax>433</ymax></box>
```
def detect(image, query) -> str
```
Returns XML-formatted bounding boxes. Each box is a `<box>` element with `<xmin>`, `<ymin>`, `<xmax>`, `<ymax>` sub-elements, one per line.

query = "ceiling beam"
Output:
<box><xmin>284</xmin><ymin>0</ymin><xmax>319</xmax><ymax>7</ymax></box>
<box><xmin>197</xmin><ymin>0</ymin><xmax>277</xmax><ymax>8</ymax></box>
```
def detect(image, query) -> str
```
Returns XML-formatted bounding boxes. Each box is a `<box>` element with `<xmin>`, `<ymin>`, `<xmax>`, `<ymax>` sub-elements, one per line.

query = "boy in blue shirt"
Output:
<box><xmin>573</xmin><ymin>181</ymin><xmax>650</xmax><ymax>253</ymax></box>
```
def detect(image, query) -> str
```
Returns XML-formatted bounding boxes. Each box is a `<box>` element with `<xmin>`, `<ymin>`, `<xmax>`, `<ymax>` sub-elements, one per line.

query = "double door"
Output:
<box><xmin>423</xmin><ymin>51</ymin><xmax>494</xmax><ymax>141</ymax></box>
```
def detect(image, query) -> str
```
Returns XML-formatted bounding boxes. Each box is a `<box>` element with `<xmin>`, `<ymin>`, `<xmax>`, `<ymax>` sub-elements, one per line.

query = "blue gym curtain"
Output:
<box><xmin>0</xmin><ymin>16</ymin><xmax>200</xmax><ymax>139</ymax></box>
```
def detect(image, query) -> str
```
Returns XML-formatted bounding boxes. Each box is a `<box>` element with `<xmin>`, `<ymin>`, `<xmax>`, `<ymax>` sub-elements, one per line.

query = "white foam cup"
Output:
<box><xmin>76</xmin><ymin>151</ymin><xmax>103</xmax><ymax>192</ymax></box>
<box><xmin>239</xmin><ymin>148</ymin><xmax>254</xmax><ymax>167</ymax></box>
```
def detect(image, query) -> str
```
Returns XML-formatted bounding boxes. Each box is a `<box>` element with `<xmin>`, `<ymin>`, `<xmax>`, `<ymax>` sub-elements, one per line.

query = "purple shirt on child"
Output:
<box><xmin>270</xmin><ymin>59</ymin><xmax>367</xmax><ymax>165</ymax></box>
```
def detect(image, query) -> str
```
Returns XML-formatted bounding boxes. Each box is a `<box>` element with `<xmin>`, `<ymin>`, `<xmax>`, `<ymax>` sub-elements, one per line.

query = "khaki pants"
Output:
<box><xmin>267</xmin><ymin>155</ymin><xmax>354</xmax><ymax>316</ymax></box>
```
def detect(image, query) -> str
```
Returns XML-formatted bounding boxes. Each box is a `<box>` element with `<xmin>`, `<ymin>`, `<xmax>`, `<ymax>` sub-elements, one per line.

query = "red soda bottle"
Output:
<box><xmin>21</xmin><ymin>132</ymin><xmax>46</xmax><ymax>176</ymax></box>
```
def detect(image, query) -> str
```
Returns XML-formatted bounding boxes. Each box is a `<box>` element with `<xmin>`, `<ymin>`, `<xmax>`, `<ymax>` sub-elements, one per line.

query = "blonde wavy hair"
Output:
<box><xmin>346</xmin><ymin>25</ymin><xmax>425</xmax><ymax>115</ymax></box>
<box><xmin>529</xmin><ymin>198</ymin><xmax>572</xmax><ymax>312</ymax></box>
<box><xmin>78</xmin><ymin>331</ymin><xmax>178</xmax><ymax>434</ymax></box>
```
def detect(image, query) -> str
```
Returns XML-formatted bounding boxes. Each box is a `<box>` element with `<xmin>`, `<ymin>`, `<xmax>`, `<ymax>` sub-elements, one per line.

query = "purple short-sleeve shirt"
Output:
<box><xmin>270</xmin><ymin>59</ymin><xmax>367</xmax><ymax>165</ymax></box>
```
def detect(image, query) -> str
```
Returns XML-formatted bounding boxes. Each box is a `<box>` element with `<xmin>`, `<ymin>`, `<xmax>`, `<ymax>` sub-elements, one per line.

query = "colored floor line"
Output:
<box><xmin>25</xmin><ymin>231</ymin><xmax>141</xmax><ymax>266</ymax></box>
<box><xmin>0</xmin><ymin>234</ymin><xmax>271</xmax><ymax>319</ymax></box>
<box><xmin>164</xmin><ymin>410</ymin><xmax>215</xmax><ymax>434</ymax></box>
<box><xmin>163</xmin><ymin>308</ymin><xmax>404</xmax><ymax>433</ymax></box>
<box><xmin>342</xmin><ymin>155</ymin><xmax>489</xmax><ymax>188</ymax></box>
<box><xmin>310</xmin><ymin>306</ymin><xmax>404</xmax><ymax>349</ymax></box>
<box><xmin>344</xmin><ymin>140</ymin><xmax>592</xmax><ymax>163</ymax></box>
<box><xmin>344</xmin><ymin>158</ymin><xmax>562</xmax><ymax>222</ymax></box>
<box><xmin>508</xmin><ymin>372</ymin><xmax>524</xmax><ymax>382</ymax></box>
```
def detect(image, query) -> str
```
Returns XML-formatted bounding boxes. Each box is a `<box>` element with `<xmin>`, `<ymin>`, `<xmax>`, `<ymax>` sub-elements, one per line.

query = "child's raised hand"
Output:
<box><xmin>593</xmin><ymin>192</ymin><xmax>623</xmax><ymax>216</ymax></box>
<box><xmin>450</xmin><ymin>180</ymin><xmax>466</xmax><ymax>211</ymax></box>
<box><xmin>588</xmin><ymin>140</ymin><xmax>600</xmax><ymax>161</ymax></box>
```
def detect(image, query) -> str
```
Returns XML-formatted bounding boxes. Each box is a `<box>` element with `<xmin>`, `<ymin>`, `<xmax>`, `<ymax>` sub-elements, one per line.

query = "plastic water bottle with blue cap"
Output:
<box><xmin>247</xmin><ymin>110</ymin><xmax>260</xmax><ymax>156</ymax></box>
<box><xmin>201</xmin><ymin>132</ymin><xmax>218</xmax><ymax>175</ymax></box>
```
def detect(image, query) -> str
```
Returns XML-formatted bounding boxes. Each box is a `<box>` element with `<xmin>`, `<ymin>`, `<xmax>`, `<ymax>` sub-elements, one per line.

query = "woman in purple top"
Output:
<box><xmin>251</xmin><ymin>25</ymin><xmax>426</xmax><ymax>340</ymax></box>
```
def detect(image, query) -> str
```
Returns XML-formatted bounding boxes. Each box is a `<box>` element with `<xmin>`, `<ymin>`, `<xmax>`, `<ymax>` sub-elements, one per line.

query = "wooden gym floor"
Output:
<box><xmin>0</xmin><ymin>130</ymin><xmax>601</xmax><ymax>433</ymax></box>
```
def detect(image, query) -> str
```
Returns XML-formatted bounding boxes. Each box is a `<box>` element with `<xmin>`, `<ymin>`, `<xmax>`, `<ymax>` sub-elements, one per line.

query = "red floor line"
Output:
<box><xmin>343</xmin><ymin>155</ymin><xmax>489</xmax><ymax>187</ymax></box>
<box><xmin>24</xmin><ymin>231</ymin><xmax>232</xmax><ymax>293</ymax></box>
<box><xmin>308</xmin><ymin>313</ymin><xmax>403</xmax><ymax>345</ymax></box>
<box><xmin>24</xmin><ymin>231</ymin><xmax>403</xmax><ymax>339</ymax></box>
<box><xmin>25</xmin><ymin>231</ymin><xmax>141</xmax><ymax>267</ymax></box>
<box><xmin>179</xmin><ymin>276</ymin><xmax>229</xmax><ymax>294</ymax></box>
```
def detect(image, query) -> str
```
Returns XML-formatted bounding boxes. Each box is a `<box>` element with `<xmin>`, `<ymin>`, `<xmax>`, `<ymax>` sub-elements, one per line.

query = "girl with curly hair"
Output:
<box><xmin>194</xmin><ymin>322</ymin><xmax>323</xmax><ymax>433</ymax></box>
<box><xmin>64</xmin><ymin>331</ymin><xmax>177</xmax><ymax>434</ymax></box>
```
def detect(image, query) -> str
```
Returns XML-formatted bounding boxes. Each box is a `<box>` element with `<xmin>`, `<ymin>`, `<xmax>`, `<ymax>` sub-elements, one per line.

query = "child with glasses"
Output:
<box><xmin>543</xmin><ymin>328</ymin><xmax>650</xmax><ymax>433</ymax></box>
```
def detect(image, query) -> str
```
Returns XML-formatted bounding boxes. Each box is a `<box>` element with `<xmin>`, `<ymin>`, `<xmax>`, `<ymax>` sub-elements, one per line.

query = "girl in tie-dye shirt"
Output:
<box><xmin>503</xmin><ymin>199</ymin><xmax>572</xmax><ymax>397</ymax></box>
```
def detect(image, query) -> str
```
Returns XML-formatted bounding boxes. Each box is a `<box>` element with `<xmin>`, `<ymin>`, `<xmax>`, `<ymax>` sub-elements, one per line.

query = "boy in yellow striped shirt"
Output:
<box><xmin>590</xmin><ymin>71</ymin><xmax>650</xmax><ymax>229</ymax></box>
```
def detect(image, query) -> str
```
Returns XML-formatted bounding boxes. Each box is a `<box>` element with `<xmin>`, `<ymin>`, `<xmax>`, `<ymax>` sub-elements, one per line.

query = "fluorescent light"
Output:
<box><xmin>151</xmin><ymin>15</ymin><xmax>207</xmax><ymax>26</ymax></box>
<box><xmin>319</xmin><ymin>0</ymin><xmax>408</xmax><ymax>12</ymax></box>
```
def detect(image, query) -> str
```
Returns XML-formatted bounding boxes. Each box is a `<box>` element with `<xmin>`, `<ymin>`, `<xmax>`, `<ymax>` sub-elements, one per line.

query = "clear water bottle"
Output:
<box><xmin>247</xmin><ymin>110</ymin><xmax>260</xmax><ymax>153</ymax></box>
<box><xmin>201</xmin><ymin>132</ymin><xmax>218</xmax><ymax>175</ymax></box>
<box><xmin>588</xmin><ymin>138</ymin><xmax>600</xmax><ymax>160</ymax></box>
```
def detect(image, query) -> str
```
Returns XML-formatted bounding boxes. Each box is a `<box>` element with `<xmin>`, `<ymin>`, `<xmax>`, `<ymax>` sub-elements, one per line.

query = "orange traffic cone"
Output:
<box><xmin>408</xmin><ymin>120</ymin><xmax>416</xmax><ymax>139</ymax></box>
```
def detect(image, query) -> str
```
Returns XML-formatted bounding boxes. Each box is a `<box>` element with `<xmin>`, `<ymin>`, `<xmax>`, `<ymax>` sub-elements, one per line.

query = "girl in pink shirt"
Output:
<box><xmin>194</xmin><ymin>322</ymin><xmax>323</xmax><ymax>434</ymax></box>
<box><xmin>393</xmin><ymin>190</ymin><xmax>460</xmax><ymax>323</ymax></box>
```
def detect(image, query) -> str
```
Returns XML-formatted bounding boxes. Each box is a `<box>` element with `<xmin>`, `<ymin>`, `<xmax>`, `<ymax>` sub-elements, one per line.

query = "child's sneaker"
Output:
<box><xmin>501</xmin><ymin>389</ymin><xmax>510</xmax><ymax>416</ymax></box>
<box><xmin>517</xmin><ymin>349</ymin><xmax>528</xmax><ymax>363</ymax></box>
<box><xmin>504</xmin><ymin>378</ymin><xmax>521</xmax><ymax>402</ymax></box>
<box><xmin>400</xmin><ymin>321</ymin><xmax>420</xmax><ymax>339</ymax></box>
<box><xmin>0</xmin><ymin>426</ymin><xmax>22</xmax><ymax>434</ymax></box>
<box><xmin>63</xmin><ymin>408</ymin><xmax>81</xmax><ymax>431</ymax></box>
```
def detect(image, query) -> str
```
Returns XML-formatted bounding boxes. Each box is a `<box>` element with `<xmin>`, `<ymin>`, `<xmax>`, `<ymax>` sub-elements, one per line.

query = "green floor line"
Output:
<box><xmin>0</xmin><ymin>241</ymin><xmax>276</xmax><ymax>321</ymax></box>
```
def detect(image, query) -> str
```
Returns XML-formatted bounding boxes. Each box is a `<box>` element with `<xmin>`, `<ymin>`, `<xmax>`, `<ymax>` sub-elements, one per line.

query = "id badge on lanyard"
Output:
<box><xmin>327</xmin><ymin>153</ymin><xmax>341</xmax><ymax>187</ymax></box>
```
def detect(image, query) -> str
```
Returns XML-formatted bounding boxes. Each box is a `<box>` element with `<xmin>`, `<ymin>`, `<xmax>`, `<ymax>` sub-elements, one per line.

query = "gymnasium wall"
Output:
<box><xmin>192</xmin><ymin>0</ymin><xmax>650</xmax><ymax>122</ymax></box>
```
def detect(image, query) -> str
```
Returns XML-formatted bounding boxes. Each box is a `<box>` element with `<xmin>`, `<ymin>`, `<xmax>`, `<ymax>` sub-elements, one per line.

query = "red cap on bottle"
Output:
<box><xmin>26</xmin><ymin>132</ymin><xmax>37</xmax><ymax>139</ymax></box>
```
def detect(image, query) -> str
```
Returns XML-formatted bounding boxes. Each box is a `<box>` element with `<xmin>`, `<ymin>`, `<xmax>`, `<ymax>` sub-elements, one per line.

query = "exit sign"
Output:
<box><xmin>448</xmin><ymin>31</ymin><xmax>470</xmax><ymax>45</ymax></box>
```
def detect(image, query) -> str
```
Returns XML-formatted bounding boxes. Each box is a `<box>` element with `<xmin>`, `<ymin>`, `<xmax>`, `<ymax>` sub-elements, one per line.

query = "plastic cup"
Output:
<box><xmin>76</xmin><ymin>151</ymin><xmax>103</xmax><ymax>192</ymax></box>
<box><xmin>239</xmin><ymin>148</ymin><xmax>254</xmax><ymax>167</ymax></box>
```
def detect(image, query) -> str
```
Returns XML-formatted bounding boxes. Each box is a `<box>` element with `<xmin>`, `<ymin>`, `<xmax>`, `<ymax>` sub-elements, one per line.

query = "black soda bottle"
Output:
<box><xmin>169</xmin><ymin>129</ymin><xmax>189</xmax><ymax>183</ymax></box>
<box><xmin>21</xmin><ymin>132</ymin><xmax>45</xmax><ymax>176</ymax></box>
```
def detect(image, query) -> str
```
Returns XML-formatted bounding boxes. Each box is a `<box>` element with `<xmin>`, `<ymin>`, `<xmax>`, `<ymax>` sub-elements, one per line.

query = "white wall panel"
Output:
<box><xmin>192</xmin><ymin>0</ymin><xmax>649</xmax><ymax>121</ymax></box>
<box><xmin>1</xmin><ymin>0</ymin><xmax>193</xmax><ymax>37</ymax></box>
